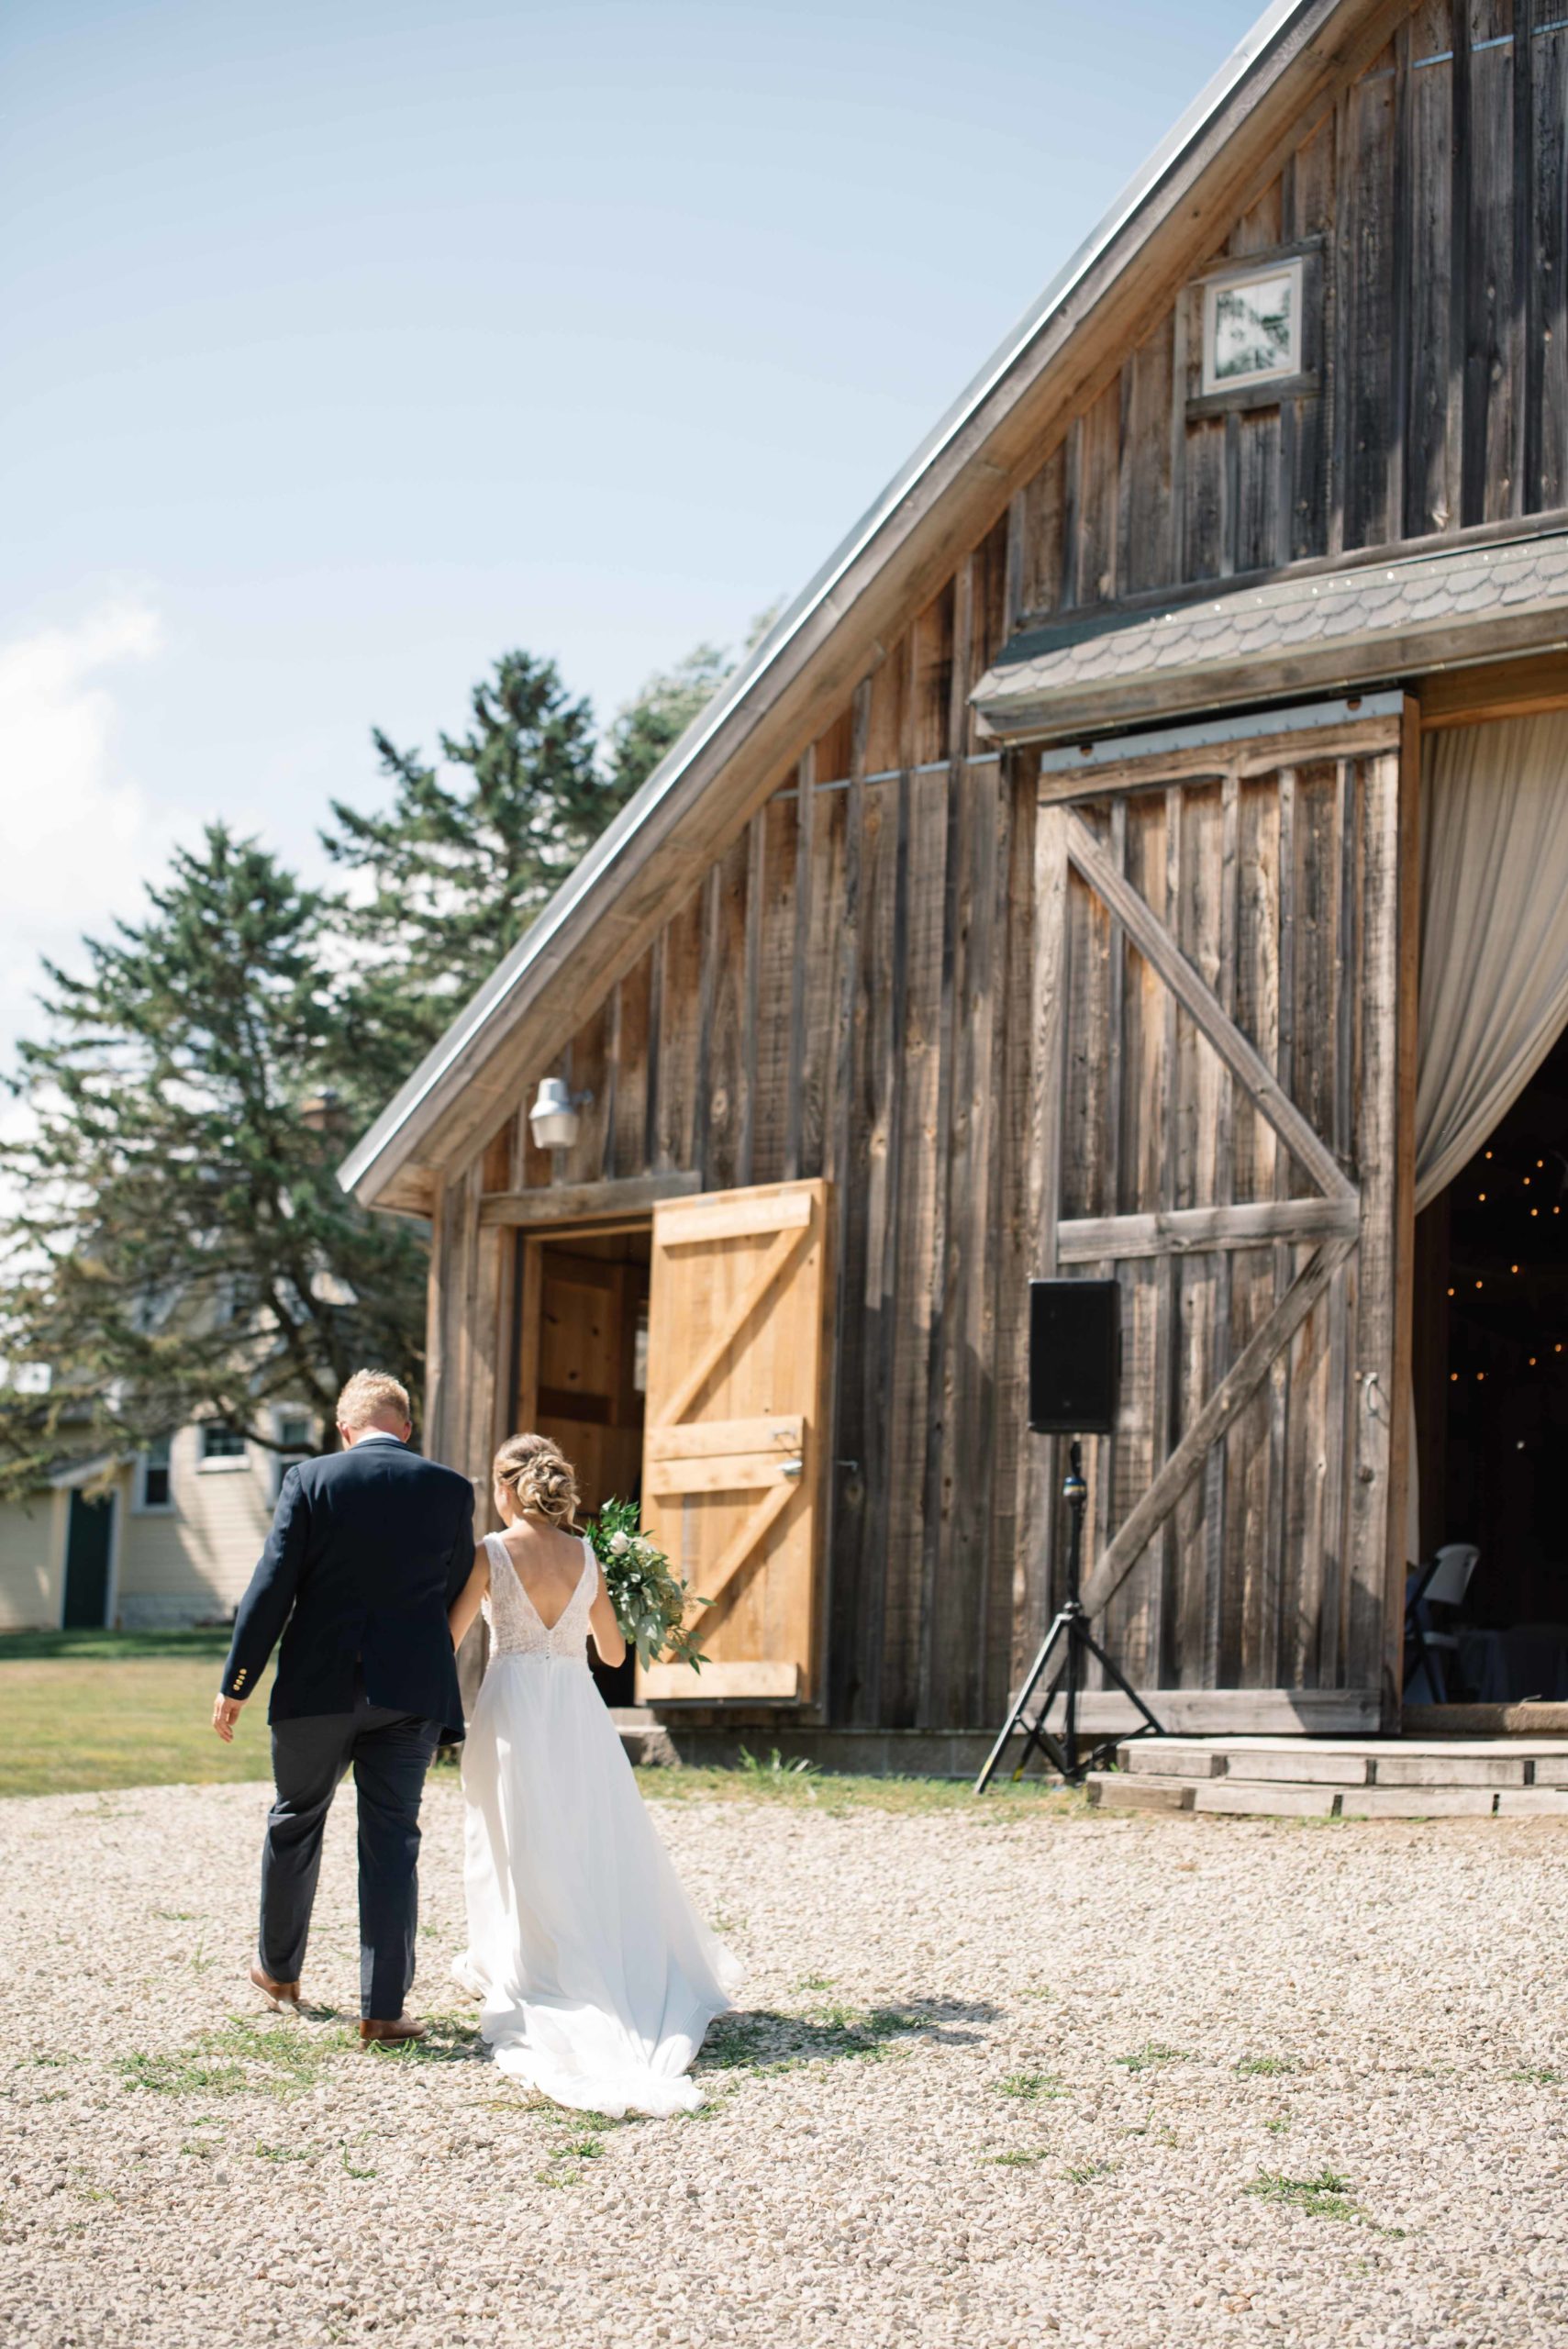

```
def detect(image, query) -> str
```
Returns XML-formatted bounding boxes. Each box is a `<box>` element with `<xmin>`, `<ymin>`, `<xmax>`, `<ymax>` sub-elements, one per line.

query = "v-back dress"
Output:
<box><xmin>452</xmin><ymin>1531</ymin><xmax>739</xmax><ymax>2117</ymax></box>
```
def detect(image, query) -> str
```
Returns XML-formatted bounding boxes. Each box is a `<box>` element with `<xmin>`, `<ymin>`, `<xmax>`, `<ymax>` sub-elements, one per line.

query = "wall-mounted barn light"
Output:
<box><xmin>528</xmin><ymin>1075</ymin><xmax>594</xmax><ymax>1152</ymax></box>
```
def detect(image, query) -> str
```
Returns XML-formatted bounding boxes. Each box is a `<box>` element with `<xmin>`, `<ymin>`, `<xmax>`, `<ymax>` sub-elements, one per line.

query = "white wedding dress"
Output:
<box><xmin>452</xmin><ymin>1531</ymin><xmax>740</xmax><ymax>2117</ymax></box>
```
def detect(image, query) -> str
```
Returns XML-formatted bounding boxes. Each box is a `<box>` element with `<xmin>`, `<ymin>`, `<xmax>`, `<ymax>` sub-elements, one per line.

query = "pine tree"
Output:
<box><xmin>321</xmin><ymin>650</ymin><xmax>615</xmax><ymax>1057</ymax></box>
<box><xmin>0</xmin><ymin>827</ymin><xmax>427</xmax><ymax>1494</ymax></box>
<box><xmin>603</xmin><ymin>605</ymin><xmax>784</xmax><ymax>806</ymax></box>
<box><xmin>602</xmin><ymin>640</ymin><xmax>733</xmax><ymax>806</ymax></box>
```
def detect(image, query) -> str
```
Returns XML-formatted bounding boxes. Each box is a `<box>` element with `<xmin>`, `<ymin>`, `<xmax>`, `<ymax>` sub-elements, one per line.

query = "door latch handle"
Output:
<box><xmin>782</xmin><ymin>1457</ymin><xmax>804</xmax><ymax>1479</ymax></box>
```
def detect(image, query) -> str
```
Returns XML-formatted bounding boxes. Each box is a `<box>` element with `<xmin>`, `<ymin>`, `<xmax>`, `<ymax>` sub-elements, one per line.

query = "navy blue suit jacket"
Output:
<box><xmin>221</xmin><ymin>1440</ymin><xmax>474</xmax><ymax>1742</ymax></box>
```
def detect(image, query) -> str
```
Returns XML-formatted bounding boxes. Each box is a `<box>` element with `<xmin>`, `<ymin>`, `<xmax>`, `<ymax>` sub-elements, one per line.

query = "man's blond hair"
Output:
<box><xmin>336</xmin><ymin>1369</ymin><xmax>412</xmax><ymax>1431</ymax></box>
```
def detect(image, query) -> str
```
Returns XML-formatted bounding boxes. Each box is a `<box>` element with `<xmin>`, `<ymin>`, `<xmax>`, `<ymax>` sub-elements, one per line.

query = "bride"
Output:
<box><xmin>447</xmin><ymin>1431</ymin><xmax>739</xmax><ymax>2117</ymax></box>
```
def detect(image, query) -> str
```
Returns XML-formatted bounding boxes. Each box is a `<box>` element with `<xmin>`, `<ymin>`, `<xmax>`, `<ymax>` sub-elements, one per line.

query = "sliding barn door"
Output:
<box><xmin>1029</xmin><ymin>701</ymin><xmax>1413</xmax><ymax>1703</ymax></box>
<box><xmin>638</xmin><ymin>1179</ymin><xmax>832</xmax><ymax>1704</ymax></box>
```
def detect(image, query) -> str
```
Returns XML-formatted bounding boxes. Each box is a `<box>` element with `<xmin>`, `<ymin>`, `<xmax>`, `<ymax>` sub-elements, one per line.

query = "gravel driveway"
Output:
<box><xmin>3</xmin><ymin>1776</ymin><xmax>1565</xmax><ymax>2349</ymax></box>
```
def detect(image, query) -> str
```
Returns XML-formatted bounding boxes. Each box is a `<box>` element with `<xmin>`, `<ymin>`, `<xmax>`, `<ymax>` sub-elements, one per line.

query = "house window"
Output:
<box><xmin>1201</xmin><ymin>258</ymin><xmax>1304</xmax><ymax>396</ymax></box>
<box><xmin>139</xmin><ymin>1436</ymin><xmax>173</xmax><ymax>1511</ymax></box>
<box><xmin>273</xmin><ymin>1411</ymin><xmax>315</xmax><ymax>1497</ymax></box>
<box><xmin>198</xmin><ymin>1423</ymin><xmax>249</xmax><ymax>1471</ymax></box>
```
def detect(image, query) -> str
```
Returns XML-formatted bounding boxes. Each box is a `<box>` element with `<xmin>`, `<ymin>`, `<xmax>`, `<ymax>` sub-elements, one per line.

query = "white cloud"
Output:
<box><xmin>0</xmin><ymin>598</ymin><xmax>175</xmax><ymax>1063</ymax></box>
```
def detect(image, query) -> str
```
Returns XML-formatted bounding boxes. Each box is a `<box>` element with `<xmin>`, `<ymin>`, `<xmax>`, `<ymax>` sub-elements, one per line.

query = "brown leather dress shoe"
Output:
<box><xmin>360</xmin><ymin>2016</ymin><xmax>427</xmax><ymax>2044</ymax></box>
<box><xmin>248</xmin><ymin>1964</ymin><xmax>301</xmax><ymax>2011</ymax></box>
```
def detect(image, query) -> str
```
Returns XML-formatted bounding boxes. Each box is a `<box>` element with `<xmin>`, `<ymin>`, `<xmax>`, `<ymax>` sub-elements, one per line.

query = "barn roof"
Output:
<box><xmin>974</xmin><ymin>529</ymin><xmax>1568</xmax><ymax>742</ymax></box>
<box><xmin>339</xmin><ymin>0</ymin><xmax>1399</xmax><ymax>1212</ymax></box>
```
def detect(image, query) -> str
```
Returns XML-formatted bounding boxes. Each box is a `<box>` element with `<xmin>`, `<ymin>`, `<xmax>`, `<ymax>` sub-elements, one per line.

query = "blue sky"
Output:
<box><xmin>0</xmin><ymin>0</ymin><xmax>1261</xmax><ymax>1058</ymax></box>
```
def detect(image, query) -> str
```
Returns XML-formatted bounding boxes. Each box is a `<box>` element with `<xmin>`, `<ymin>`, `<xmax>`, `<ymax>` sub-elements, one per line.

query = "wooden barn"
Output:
<box><xmin>342</xmin><ymin>0</ymin><xmax>1568</xmax><ymax>1768</ymax></box>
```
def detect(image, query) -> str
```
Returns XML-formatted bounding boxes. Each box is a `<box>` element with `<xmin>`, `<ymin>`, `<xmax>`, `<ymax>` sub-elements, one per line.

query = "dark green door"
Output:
<box><xmin>62</xmin><ymin>1490</ymin><xmax>114</xmax><ymax>1629</ymax></box>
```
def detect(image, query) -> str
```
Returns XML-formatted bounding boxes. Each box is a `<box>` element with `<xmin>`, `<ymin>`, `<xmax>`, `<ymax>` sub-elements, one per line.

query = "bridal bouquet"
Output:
<box><xmin>587</xmin><ymin>1497</ymin><xmax>710</xmax><ymax>1674</ymax></box>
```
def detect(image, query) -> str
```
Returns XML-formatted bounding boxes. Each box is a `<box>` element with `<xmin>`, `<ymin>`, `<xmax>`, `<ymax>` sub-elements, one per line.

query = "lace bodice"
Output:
<box><xmin>483</xmin><ymin>1531</ymin><xmax>596</xmax><ymax>1662</ymax></box>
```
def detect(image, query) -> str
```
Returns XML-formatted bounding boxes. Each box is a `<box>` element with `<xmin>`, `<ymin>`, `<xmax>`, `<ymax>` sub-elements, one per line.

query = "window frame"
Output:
<box><xmin>272</xmin><ymin>1408</ymin><xmax>317</xmax><ymax>1500</ymax></box>
<box><xmin>135</xmin><ymin>1434</ymin><xmax>175</xmax><ymax>1514</ymax></box>
<box><xmin>196</xmin><ymin>1423</ymin><xmax>250</xmax><ymax>1475</ymax></box>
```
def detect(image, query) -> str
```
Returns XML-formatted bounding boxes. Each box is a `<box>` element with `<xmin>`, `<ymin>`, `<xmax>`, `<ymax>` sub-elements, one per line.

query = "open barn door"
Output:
<box><xmin>1027</xmin><ymin>696</ymin><xmax>1416</xmax><ymax>1713</ymax></box>
<box><xmin>638</xmin><ymin>1179</ymin><xmax>833</xmax><ymax>1705</ymax></box>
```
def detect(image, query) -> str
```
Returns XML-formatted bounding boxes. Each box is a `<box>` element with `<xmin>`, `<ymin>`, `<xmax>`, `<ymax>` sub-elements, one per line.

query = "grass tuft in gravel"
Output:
<box><xmin>995</xmin><ymin>2070</ymin><xmax>1066</xmax><ymax>2100</ymax></box>
<box><xmin>700</xmin><ymin>1998</ymin><xmax>982</xmax><ymax>2077</ymax></box>
<box><xmin>1064</xmin><ymin>2158</ymin><xmax>1119</xmax><ymax>2185</ymax></box>
<box><xmin>362</xmin><ymin>2012</ymin><xmax>484</xmax><ymax>2065</ymax></box>
<box><xmin>1244</xmin><ymin>2167</ymin><xmax>1359</xmax><ymax>2221</ymax></box>
<box><xmin>1236</xmin><ymin>2054</ymin><xmax>1299</xmax><ymax>2076</ymax></box>
<box><xmin>1114</xmin><ymin>2041</ymin><xmax>1189</xmax><ymax>2073</ymax></box>
<box><xmin>117</xmin><ymin>2018</ymin><xmax>357</xmax><ymax>2100</ymax></box>
<box><xmin>1506</xmin><ymin>2065</ymin><xmax>1562</xmax><ymax>2085</ymax></box>
<box><xmin>983</xmin><ymin>2148</ymin><xmax>1051</xmax><ymax>2168</ymax></box>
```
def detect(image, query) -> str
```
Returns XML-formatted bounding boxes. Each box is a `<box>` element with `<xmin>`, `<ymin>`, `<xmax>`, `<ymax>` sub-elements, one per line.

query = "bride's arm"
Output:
<box><xmin>587</xmin><ymin>1565</ymin><xmax>627</xmax><ymax>1669</ymax></box>
<box><xmin>448</xmin><ymin>1546</ymin><xmax>490</xmax><ymax>1651</ymax></box>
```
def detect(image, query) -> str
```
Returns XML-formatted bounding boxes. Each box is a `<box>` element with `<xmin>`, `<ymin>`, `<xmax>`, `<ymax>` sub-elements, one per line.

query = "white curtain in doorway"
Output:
<box><xmin>1417</xmin><ymin>708</ymin><xmax>1568</xmax><ymax>1209</ymax></box>
<box><xmin>1407</xmin><ymin>707</ymin><xmax>1568</xmax><ymax>1561</ymax></box>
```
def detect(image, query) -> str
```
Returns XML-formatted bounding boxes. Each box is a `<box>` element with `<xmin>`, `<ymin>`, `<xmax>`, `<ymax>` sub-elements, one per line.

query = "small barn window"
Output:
<box><xmin>1201</xmin><ymin>258</ymin><xmax>1304</xmax><ymax>396</ymax></box>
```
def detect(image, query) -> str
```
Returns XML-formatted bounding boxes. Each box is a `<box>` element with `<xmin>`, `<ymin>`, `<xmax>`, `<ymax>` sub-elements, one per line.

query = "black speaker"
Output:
<box><xmin>1028</xmin><ymin>1279</ymin><xmax>1119</xmax><ymax>1434</ymax></box>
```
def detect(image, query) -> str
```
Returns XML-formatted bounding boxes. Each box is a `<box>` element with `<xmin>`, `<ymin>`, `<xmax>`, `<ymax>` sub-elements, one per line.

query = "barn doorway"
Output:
<box><xmin>514</xmin><ymin>1221</ymin><xmax>651</xmax><ymax>1707</ymax></box>
<box><xmin>1411</xmin><ymin>1023</ymin><xmax>1568</xmax><ymax>1703</ymax></box>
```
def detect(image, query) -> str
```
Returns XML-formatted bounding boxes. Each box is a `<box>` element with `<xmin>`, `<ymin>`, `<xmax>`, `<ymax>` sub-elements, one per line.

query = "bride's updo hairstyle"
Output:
<box><xmin>493</xmin><ymin>1432</ymin><xmax>580</xmax><ymax>1529</ymax></box>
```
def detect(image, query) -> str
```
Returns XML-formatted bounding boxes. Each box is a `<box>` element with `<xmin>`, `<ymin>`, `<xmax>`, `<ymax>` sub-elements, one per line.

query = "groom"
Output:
<box><xmin>211</xmin><ymin>1370</ymin><xmax>475</xmax><ymax>2042</ymax></box>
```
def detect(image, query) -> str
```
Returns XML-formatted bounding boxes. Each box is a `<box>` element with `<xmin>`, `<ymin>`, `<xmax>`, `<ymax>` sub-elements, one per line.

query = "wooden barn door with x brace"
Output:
<box><xmin>638</xmin><ymin>1179</ymin><xmax>834</xmax><ymax>1705</ymax></box>
<box><xmin>1025</xmin><ymin>696</ymin><xmax>1417</xmax><ymax>1712</ymax></box>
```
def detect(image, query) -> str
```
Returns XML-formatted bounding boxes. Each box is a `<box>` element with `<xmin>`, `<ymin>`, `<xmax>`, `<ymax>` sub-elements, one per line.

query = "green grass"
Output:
<box><xmin>983</xmin><ymin>2148</ymin><xmax>1050</xmax><ymax>2168</ymax></box>
<box><xmin>1244</xmin><ymin>2167</ymin><xmax>1359</xmax><ymax>2221</ymax></box>
<box><xmin>1236</xmin><ymin>2055</ymin><xmax>1299</xmax><ymax>2077</ymax></box>
<box><xmin>362</xmin><ymin>2012</ymin><xmax>483</xmax><ymax>2065</ymax></box>
<box><xmin>0</xmin><ymin>1649</ymin><xmax>276</xmax><ymax>1798</ymax></box>
<box><xmin>996</xmin><ymin>2071</ymin><xmax>1067</xmax><ymax>2101</ymax></box>
<box><xmin>646</xmin><ymin>1766</ymin><xmax>1081</xmax><ymax>1817</ymax></box>
<box><xmin>0</xmin><ymin>1637</ymin><xmax>1085</xmax><ymax>1812</ymax></box>
<box><xmin>117</xmin><ymin>2017</ymin><xmax>359</xmax><ymax>2101</ymax></box>
<box><xmin>0</xmin><ymin>1647</ymin><xmax>1087</xmax><ymax>1809</ymax></box>
<box><xmin>698</xmin><ymin>2003</ymin><xmax>926</xmax><ymax>2076</ymax></box>
<box><xmin>0</xmin><ymin>1627</ymin><xmax>232</xmax><ymax>1664</ymax></box>
<box><xmin>1114</xmin><ymin>2042</ymin><xmax>1189</xmax><ymax>2074</ymax></box>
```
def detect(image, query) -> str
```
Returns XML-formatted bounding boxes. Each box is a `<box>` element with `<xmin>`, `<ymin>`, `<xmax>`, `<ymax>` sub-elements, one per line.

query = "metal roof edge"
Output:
<box><xmin>338</xmin><ymin>0</ymin><xmax>1326</xmax><ymax>1205</ymax></box>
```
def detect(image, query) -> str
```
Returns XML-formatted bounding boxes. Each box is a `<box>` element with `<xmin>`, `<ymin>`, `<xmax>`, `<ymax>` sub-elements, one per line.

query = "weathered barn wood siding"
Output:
<box><xmin>426</xmin><ymin>3</ymin><xmax>1548</xmax><ymax>1730</ymax></box>
<box><xmin>465</xmin><ymin>524</ymin><xmax>1030</xmax><ymax>1731</ymax></box>
<box><xmin>1039</xmin><ymin>738</ymin><xmax>1404</xmax><ymax>1704</ymax></box>
<box><xmin>1013</xmin><ymin>0</ymin><xmax>1568</xmax><ymax>618</ymax></box>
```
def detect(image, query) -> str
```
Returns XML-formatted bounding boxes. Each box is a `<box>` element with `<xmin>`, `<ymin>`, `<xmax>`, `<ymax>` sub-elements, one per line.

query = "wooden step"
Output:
<box><xmin>1114</xmin><ymin>1735</ymin><xmax>1568</xmax><ymax>1791</ymax></box>
<box><xmin>1496</xmin><ymin>1786</ymin><xmax>1568</xmax><ymax>1815</ymax></box>
<box><xmin>1338</xmin><ymin>1785</ymin><xmax>1498</xmax><ymax>1818</ymax></box>
<box><xmin>1085</xmin><ymin>1773</ymin><xmax>1195</xmax><ymax>1813</ymax></box>
<box><xmin>1095</xmin><ymin>1773</ymin><xmax>1508</xmax><ymax>1819</ymax></box>
<box><xmin>1194</xmin><ymin>1780</ymin><xmax>1340</xmax><ymax>1817</ymax></box>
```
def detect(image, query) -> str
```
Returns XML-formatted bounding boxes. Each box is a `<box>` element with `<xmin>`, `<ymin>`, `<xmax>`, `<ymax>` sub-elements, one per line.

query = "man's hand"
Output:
<box><xmin>212</xmin><ymin>1693</ymin><xmax>246</xmax><ymax>1743</ymax></box>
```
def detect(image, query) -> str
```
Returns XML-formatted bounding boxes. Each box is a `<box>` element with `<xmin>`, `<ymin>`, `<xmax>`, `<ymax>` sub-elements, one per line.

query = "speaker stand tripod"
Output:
<box><xmin>974</xmin><ymin>1442</ymin><xmax>1163</xmax><ymax>1792</ymax></box>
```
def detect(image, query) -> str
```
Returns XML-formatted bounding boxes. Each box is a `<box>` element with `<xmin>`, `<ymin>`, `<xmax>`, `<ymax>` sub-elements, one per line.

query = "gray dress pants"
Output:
<box><xmin>260</xmin><ymin>1694</ymin><xmax>441</xmax><ymax>2021</ymax></box>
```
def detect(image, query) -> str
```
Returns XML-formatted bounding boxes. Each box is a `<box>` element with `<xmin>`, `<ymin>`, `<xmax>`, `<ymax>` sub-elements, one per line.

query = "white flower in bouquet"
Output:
<box><xmin>588</xmin><ymin>1497</ymin><xmax>711</xmax><ymax>1674</ymax></box>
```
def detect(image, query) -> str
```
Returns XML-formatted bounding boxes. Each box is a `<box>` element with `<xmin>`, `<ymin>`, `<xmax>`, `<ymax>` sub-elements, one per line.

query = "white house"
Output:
<box><xmin>0</xmin><ymin>1408</ymin><xmax>316</xmax><ymax>1631</ymax></box>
